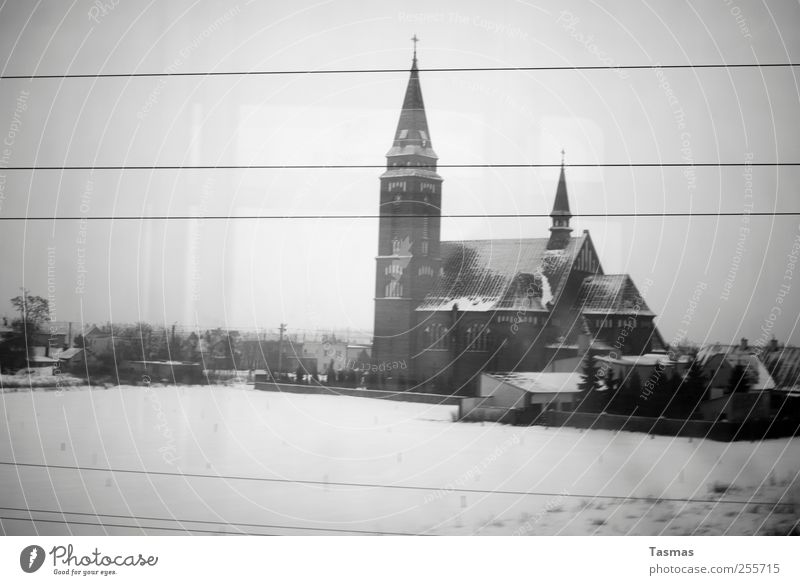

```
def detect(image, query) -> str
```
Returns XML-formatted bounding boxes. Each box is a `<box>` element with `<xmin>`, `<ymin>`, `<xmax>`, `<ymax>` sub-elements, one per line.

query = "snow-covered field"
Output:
<box><xmin>1</xmin><ymin>385</ymin><xmax>798</xmax><ymax>535</ymax></box>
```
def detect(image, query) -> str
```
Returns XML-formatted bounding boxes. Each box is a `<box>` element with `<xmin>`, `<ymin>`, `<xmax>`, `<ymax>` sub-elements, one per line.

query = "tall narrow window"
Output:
<box><xmin>385</xmin><ymin>281</ymin><xmax>403</xmax><ymax>297</ymax></box>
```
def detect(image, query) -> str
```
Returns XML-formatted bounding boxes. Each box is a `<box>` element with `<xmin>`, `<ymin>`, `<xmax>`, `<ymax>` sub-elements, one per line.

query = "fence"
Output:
<box><xmin>458</xmin><ymin>397</ymin><xmax>518</xmax><ymax>424</ymax></box>
<box><xmin>253</xmin><ymin>381</ymin><xmax>462</xmax><ymax>406</ymax></box>
<box><xmin>542</xmin><ymin>410</ymin><xmax>800</xmax><ymax>442</ymax></box>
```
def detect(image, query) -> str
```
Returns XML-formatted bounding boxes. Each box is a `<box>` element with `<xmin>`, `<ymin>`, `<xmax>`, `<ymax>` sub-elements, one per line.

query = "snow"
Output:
<box><xmin>535</xmin><ymin>270</ymin><xmax>554</xmax><ymax>308</ymax></box>
<box><xmin>0</xmin><ymin>385</ymin><xmax>798</xmax><ymax>535</ymax></box>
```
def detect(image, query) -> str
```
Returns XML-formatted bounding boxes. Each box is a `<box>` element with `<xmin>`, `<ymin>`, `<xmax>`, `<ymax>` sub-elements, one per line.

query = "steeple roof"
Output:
<box><xmin>551</xmin><ymin>154</ymin><xmax>571</xmax><ymax>218</ymax></box>
<box><xmin>386</xmin><ymin>53</ymin><xmax>437</xmax><ymax>160</ymax></box>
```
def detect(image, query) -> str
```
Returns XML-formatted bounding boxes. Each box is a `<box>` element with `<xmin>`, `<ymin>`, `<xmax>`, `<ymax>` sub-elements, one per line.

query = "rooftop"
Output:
<box><xmin>575</xmin><ymin>274</ymin><xmax>653</xmax><ymax>315</ymax></box>
<box><xmin>416</xmin><ymin>235</ymin><xmax>586</xmax><ymax>313</ymax></box>
<box><xmin>485</xmin><ymin>371</ymin><xmax>583</xmax><ymax>394</ymax></box>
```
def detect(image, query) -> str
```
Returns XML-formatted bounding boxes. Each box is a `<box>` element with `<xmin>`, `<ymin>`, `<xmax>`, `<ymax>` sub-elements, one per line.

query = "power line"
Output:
<box><xmin>0</xmin><ymin>506</ymin><xmax>413</xmax><ymax>536</ymax></box>
<box><xmin>0</xmin><ymin>461</ymin><xmax>786</xmax><ymax>507</ymax></box>
<box><xmin>0</xmin><ymin>162</ymin><xmax>794</xmax><ymax>170</ymax></box>
<box><xmin>1</xmin><ymin>62</ymin><xmax>798</xmax><ymax>80</ymax></box>
<box><xmin>1</xmin><ymin>212</ymin><xmax>797</xmax><ymax>222</ymax></box>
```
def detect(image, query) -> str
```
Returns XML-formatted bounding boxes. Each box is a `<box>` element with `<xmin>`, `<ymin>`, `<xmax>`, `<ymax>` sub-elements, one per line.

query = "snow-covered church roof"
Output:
<box><xmin>415</xmin><ymin>234</ymin><xmax>586</xmax><ymax>313</ymax></box>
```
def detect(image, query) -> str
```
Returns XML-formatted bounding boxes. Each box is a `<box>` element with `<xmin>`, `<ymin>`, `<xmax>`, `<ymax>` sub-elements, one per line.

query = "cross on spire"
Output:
<box><xmin>411</xmin><ymin>34</ymin><xmax>419</xmax><ymax>59</ymax></box>
<box><xmin>561</xmin><ymin>148</ymin><xmax>566</xmax><ymax>165</ymax></box>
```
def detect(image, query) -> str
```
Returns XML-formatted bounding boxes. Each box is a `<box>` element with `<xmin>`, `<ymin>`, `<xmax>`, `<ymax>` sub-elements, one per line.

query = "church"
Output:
<box><xmin>372</xmin><ymin>49</ymin><xmax>665</xmax><ymax>395</ymax></box>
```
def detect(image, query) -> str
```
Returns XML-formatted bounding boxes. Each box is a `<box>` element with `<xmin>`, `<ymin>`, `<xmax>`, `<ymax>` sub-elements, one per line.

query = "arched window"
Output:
<box><xmin>385</xmin><ymin>280</ymin><xmax>403</xmax><ymax>297</ymax></box>
<box><xmin>423</xmin><ymin>323</ymin><xmax>449</xmax><ymax>350</ymax></box>
<box><xmin>392</xmin><ymin>238</ymin><xmax>401</xmax><ymax>254</ymax></box>
<box><xmin>465</xmin><ymin>324</ymin><xmax>492</xmax><ymax>351</ymax></box>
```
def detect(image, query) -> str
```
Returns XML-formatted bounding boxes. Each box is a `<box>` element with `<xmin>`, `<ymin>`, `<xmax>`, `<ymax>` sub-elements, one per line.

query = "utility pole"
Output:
<box><xmin>277</xmin><ymin>323</ymin><xmax>287</xmax><ymax>374</ymax></box>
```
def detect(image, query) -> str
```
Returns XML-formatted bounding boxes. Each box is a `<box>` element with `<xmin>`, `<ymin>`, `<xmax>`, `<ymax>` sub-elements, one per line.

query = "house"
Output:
<box><xmin>54</xmin><ymin>347</ymin><xmax>100</xmax><ymax>374</ymax></box>
<box><xmin>594</xmin><ymin>353</ymin><xmax>683</xmax><ymax>387</ymax></box>
<box><xmin>81</xmin><ymin>326</ymin><xmax>116</xmax><ymax>357</ymax></box>
<box><xmin>459</xmin><ymin>371</ymin><xmax>583</xmax><ymax>423</ymax></box>
<box><xmin>695</xmin><ymin>339</ymin><xmax>776</xmax><ymax>422</ymax></box>
<box><xmin>301</xmin><ymin>339</ymin><xmax>349</xmax><ymax>372</ymax></box>
<box><xmin>345</xmin><ymin>344</ymin><xmax>372</xmax><ymax>368</ymax></box>
<box><xmin>760</xmin><ymin>341</ymin><xmax>800</xmax><ymax>416</ymax></box>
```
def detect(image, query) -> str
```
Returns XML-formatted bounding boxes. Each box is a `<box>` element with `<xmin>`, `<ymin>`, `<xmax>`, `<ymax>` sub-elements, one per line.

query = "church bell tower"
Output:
<box><xmin>372</xmin><ymin>38</ymin><xmax>443</xmax><ymax>386</ymax></box>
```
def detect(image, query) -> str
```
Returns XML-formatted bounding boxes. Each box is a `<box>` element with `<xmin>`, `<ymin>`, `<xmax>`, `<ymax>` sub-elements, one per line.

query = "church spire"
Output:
<box><xmin>547</xmin><ymin>150</ymin><xmax>573</xmax><ymax>250</ymax></box>
<box><xmin>386</xmin><ymin>36</ymin><xmax>437</xmax><ymax>161</ymax></box>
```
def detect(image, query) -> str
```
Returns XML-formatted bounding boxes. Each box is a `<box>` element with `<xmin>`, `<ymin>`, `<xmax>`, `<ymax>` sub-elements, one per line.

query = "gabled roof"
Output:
<box><xmin>416</xmin><ymin>235</ymin><xmax>586</xmax><ymax>312</ymax></box>
<box><xmin>54</xmin><ymin>348</ymin><xmax>83</xmax><ymax>360</ymax></box>
<box><xmin>575</xmin><ymin>274</ymin><xmax>654</xmax><ymax>315</ymax></box>
<box><xmin>696</xmin><ymin>348</ymin><xmax>776</xmax><ymax>391</ymax></box>
<box><xmin>761</xmin><ymin>345</ymin><xmax>800</xmax><ymax>389</ymax></box>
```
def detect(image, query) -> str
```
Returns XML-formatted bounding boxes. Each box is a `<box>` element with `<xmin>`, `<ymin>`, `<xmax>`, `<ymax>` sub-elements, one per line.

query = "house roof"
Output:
<box><xmin>596</xmin><ymin>353</ymin><xmax>673</xmax><ymax>367</ymax></box>
<box><xmin>760</xmin><ymin>345</ymin><xmax>800</xmax><ymax>390</ymax></box>
<box><xmin>485</xmin><ymin>371</ymin><xmax>583</xmax><ymax>394</ymax></box>
<box><xmin>575</xmin><ymin>274</ymin><xmax>654</xmax><ymax>315</ymax></box>
<box><xmin>416</xmin><ymin>234</ymin><xmax>586</xmax><ymax>313</ymax></box>
<box><xmin>54</xmin><ymin>348</ymin><xmax>83</xmax><ymax>360</ymax></box>
<box><xmin>696</xmin><ymin>345</ymin><xmax>776</xmax><ymax>391</ymax></box>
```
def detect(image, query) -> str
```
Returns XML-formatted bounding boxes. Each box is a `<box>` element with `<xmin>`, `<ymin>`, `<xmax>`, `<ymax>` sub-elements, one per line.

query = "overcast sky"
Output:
<box><xmin>0</xmin><ymin>0</ymin><xmax>798</xmax><ymax>346</ymax></box>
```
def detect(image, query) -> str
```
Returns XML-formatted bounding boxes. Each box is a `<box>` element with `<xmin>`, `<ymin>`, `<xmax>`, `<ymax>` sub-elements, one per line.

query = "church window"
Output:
<box><xmin>392</xmin><ymin>238</ymin><xmax>401</xmax><ymax>254</ymax></box>
<box><xmin>420</xmin><ymin>240</ymin><xmax>429</xmax><ymax>256</ymax></box>
<box><xmin>423</xmin><ymin>323</ymin><xmax>448</xmax><ymax>350</ymax></box>
<box><xmin>385</xmin><ymin>280</ymin><xmax>403</xmax><ymax>297</ymax></box>
<box><xmin>388</xmin><ymin>181</ymin><xmax>407</xmax><ymax>192</ymax></box>
<box><xmin>386</xmin><ymin>262</ymin><xmax>403</xmax><ymax>277</ymax></box>
<box><xmin>418</xmin><ymin>264</ymin><xmax>433</xmax><ymax>277</ymax></box>
<box><xmin>465</xmin><ymin>324</ymin><xmax>491</xmax><ymax>351</ymax></box>
<box><xmin>398</xmin><ymin>129</ymin><xmax>408</xmax><ymax>139</ymax></box>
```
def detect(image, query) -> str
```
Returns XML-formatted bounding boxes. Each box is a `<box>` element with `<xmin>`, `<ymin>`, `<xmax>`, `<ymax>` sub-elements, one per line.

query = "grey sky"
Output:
<box><xmin>0</xmin><ymin>0</ymin><xmax>798</xmax><ymax>346</ymax></box>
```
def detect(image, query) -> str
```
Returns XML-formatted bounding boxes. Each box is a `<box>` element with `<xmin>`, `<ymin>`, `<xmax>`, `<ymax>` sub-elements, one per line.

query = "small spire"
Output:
<box><xmin>411</xmin><ymin>34</ymin><xmax>419</xmax><ymax>63</ymax></box>
<box><xmin>547</xmin><ymin>149</ymin><xmax>573</xmax><ymax>250</ymax></box>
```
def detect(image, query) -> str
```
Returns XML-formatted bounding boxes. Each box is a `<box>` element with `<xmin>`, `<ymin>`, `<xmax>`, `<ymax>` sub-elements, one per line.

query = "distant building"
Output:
<box><xmin>459</xmin><ymin>371</ymin><xmax>583</xmax><ymax>422</ymax></box>
<box><xmin>695</xmin><ymin>339</ymin><xmax>776</xmax><ymax>422</ymax></box>
<box><xmin>81</xmin><ymin>325</ymin><xmax>116</xmax><ymax>357</ymax></box>
<box><xmin>760</xmin><ymin>340</ymin><xmax>800</xmax><ymax>415</ymax></box>
<box><xmin>54</xmin><ymin>347</ymin><xmax>100</xmax><ymax>374</ymax></box>
<box><xmin>595</xmin><ymin>353</ymin><xmax>683</xmax><ymax>385</ymax></box>
<box><xmin>302</xmin><ymin>339</ymin><xmax>349</xmax><ymax>372</ymax></box>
